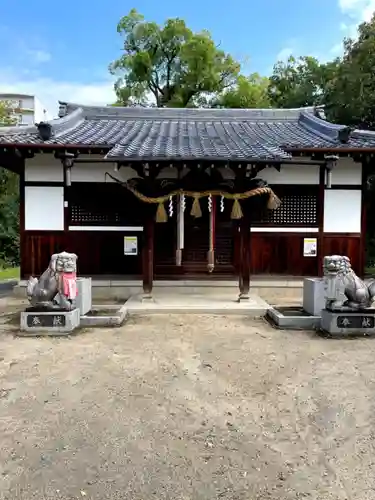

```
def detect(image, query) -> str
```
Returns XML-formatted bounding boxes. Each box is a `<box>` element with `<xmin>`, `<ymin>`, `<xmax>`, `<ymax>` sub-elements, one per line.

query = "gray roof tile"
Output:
<box><xmin>1</xmin><ymin>103</ymin><xmax>375</xmax><ymax>160</ymax></box>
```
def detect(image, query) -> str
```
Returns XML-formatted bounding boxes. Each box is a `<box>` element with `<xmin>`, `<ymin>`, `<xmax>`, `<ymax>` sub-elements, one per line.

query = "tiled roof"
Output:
<box><xmin>1</xmin><ymin>102</ymin><xmax>375</xmax><ymax>161</ymax></box>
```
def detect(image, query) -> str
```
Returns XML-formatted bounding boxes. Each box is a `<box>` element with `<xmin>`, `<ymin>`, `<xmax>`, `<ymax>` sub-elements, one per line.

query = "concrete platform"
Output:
<box><xmin>126</xmin><ymin>292</ymin><xmax>269</xmax><ymax>316</ymax></box>
<box><xmin>267</xmin><ymin>306</ymin><xmax>320</xmax><ymax>330</ymax></box>
<box><xmin>14</xmin><ymin>277</ymin><xmax>303</xmax><ymax>302</ymax></box>
<box><xmin>80</xmin><ymin>304</ymin><xmax>128</xmax><ymax>327</ymax></box>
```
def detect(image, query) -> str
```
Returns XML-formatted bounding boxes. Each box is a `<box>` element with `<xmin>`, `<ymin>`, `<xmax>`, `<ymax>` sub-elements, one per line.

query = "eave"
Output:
<box><xmin>1</xmin><ymin>102</ymin><xmax>375</xmax><ymax>161</ymax></box>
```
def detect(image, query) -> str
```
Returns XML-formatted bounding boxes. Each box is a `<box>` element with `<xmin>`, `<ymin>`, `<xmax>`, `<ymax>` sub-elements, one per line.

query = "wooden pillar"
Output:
<box><xmin>61</xmin><ymin>153</ymin><xmax>75</xmax><ymax>256</ymax></box>
<box><xmin>360</xmin><ymin>157</ymin><xmax>369</xmax><ymax>278</ymax></box>
<box><xmin>176</xmin><ymin>194</ymin><xmax>184</xmax><ymax>266</ymax></box>
<box><xmin>317</xmin><ymin>164</ymin><xmax>325</xmax><ymax>277</ymax></box>
<box><xmin>207</xmin><ymin>196</ymin><xmax>216</xmax><ymax>273</ymax></box>
<box><xmin>62</xmin><ymin>160</ymin><xmax>70</xmax><ymax>251</ymax></box>
<box><xmin>142</xmin><ymin>217</ymin><xmax>154</xmax><ymax>298</ymax></box>
<box><xmin>19</xmin><ymin>161</ymin><xmax>26</xmax><ymax>279</ymax></box>
<box><xmin>238</xmin><ymin>212</ymin><xmax>251</xmax><ymax>300</ymax></box>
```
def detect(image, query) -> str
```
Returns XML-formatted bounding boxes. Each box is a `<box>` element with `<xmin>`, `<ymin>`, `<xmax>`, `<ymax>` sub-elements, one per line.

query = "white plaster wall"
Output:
<box><xmin>25</xmin><ymin>155</ymin><xmax>123</xmax><ymax>183</ymax></box>
<box><xmin>260</xmin><ymin>164</ymin><xmax>319</xmax><ymax>184</ymax></box>
<box><xmin>331</xmin><ymin>157</ymin><xmax>361</xmax><ymax>185</ymax></box>
<box><xmin>24</xmin><ymin>154</ymin><xmax>362</xmax><ymax>187</ymax></box>
<box><xmin>25</xmin><ymin>186</ymin><xmax>64</xmax><ymax>230</ymax></box>
<box><xmin>323</xmin><ymin>189</ymin><xmax>361</xmax><ymax>233</ymax></box>
<box><xmin>71</xmin><ymin>163</ymin><xmax>138</xmax><ymax>183</ymax></box>
<box><xmin>141</xmin><ymin>164</ymin><xmax>319</xmax><ymax>183</ymax></box>
<box><xmin>25</xmin><ymin>156</ymin><xmax>63</xmax><ymax>182</ymax></box>
<box><xmin>155</xmin><ymin>166</ymin><xmax>235</xmax><ymax>180</ymax></box>
<box><xmin>21</xmin><ymin>97</ymin><xmax>34</xmax><ymax>110</ymax></box>
<box><xmin>19</xmin><ymin>114</ymin><xmax>34</xmax><ymax>126</ymax></box>
<box><xmin>34</xmin><ymin>97</ymin><xmax>51</xmax><ymax>121</ymax></box>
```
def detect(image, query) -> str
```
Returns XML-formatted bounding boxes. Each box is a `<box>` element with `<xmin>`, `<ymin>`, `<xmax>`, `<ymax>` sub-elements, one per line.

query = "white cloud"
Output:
<box><xmin>330</xmin><ymin>42</ymin><xmax>343</xmax><ymax>55</ymax></box>
<box><xmin>338</xmin><ymin>0</ymin><xmax>375</xmax><ymax>41</ymax></box>
<box><xmin>329</xmin><ymin>1</ymin><xmax>375</xmax><ymax>57</ymax></box>
<box><xmin>0</xmin><ymin>68</ymin><xmax>116</xmax><ymax>119</ymax></box>
<box><xmin>339</xmin><ymin>0</ymin><xmax>375</xmax><ymax>21</ymax></box>
<box><xmin>276</xmin><ymin>47</ymin><xmax>294</xmax><ymax>62</ymax></box>
<box><xmin>26</xmin><ymin>49</ymin><xmax>51</xmax><ymax>64</ymax></box>
<box><xmin>0</xmin><ymin>26</ymin><xmax>117</xmax><ymax>120</ymax></box>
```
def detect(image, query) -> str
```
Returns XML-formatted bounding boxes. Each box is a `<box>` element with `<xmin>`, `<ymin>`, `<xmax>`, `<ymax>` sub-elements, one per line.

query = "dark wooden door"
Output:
<box><xmin>214</xmin><ymin>201</ymin><xmax>236</xmax><ymax>274</ymax></box>
<box><xmin>183</xmin><ymin>198</ymin><xmax>235</xmax><ymax>275</ymax></box>
<box><xmin>182</xmin><ymin>198</ymin><xmax>209</xmax><ymax>272</ymax></box>
<box><xmin>153</xmin><ymin>197</ymin><xmax>236</xmax><ymax>277</ymax></box>
<box><xmin>154</xmin><ymin>216</ymin><xmax>177</xmax><ymax>276</ymax></box>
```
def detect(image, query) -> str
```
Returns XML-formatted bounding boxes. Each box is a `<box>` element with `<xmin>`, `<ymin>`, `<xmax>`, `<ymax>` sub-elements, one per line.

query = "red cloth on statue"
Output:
<box><xmin>62</xmin><ymin>272</ymin><xmax>77</xmax><ymax>299</ymax></box>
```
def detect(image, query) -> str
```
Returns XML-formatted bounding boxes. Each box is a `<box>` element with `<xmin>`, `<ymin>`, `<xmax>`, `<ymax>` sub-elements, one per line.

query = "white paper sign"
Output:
<box><xmin>303</xmin><ymin>238</ymin><xmax>317</xmax><ymax>257</ymax></box>
<box><xmin>124</xmin><ymin>236</ymin><xmax>138</xmax><ymax>255</ymax></box>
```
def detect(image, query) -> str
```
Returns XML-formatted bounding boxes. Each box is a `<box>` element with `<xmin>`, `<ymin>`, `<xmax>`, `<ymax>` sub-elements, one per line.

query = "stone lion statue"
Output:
<box><xmin>323</xmin><ymin>255</ymin><xmax>375</xmax><ymax>311</ymax></box>
<box><xmin>27</xmin><ymin>251</ymin><xmax>78</xmax><ymax>311</ymax></box>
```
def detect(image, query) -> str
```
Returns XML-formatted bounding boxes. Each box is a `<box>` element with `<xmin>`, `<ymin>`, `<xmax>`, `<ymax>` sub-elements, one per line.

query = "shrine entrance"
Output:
<box><xmin>182</xmin><ymin>198</ymin><xmax>234</xmax><ymax>275</ymax></box>
<box><xmin>69</xmin><ymin>156</ymin><xmax>327</xmax><ymax>300</ymax></box>
<box><xmin>153</xmin><ymin>194</ymin><xmax>236</xmax><ymax>277</ymax></box>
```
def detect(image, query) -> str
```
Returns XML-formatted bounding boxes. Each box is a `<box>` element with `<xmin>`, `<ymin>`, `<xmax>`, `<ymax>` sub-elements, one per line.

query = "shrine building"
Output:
<box><xmin>0</xmin><ymin>102</ymin><xmax>373</xmax><ymax>298</ymax></box>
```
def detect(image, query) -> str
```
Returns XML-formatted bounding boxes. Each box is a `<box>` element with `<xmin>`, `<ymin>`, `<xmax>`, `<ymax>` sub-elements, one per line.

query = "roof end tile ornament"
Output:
<box><xmin>299</xmin><ymin>108</ymin><xmax>352</xmax><ymax>144</ymax></box>
<box><xmin>36</xmin><ymin>122</ymin><xmax>53</xmax><ymax>141</ymax></box>
<box><xmin>337</xmin><ymin>126</ymin><xmax>352</xmax><ymax>144</ymax></box>
<box><xmin>313</xmin><ymin>105</ymin><xmax>326</xmax><ymax>120</ymax></box>
<box><xmin>58</xmin><ymin>102</ymin><xmax>68</xmax><ymax>118</ymax></box>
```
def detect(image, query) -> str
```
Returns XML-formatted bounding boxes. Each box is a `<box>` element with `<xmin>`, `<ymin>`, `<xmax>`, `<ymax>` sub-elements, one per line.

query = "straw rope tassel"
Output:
<box><xmin>267</xmin><ymin>191</ymin><xmax>281</xmax><ymax>210</ymax></box>
<box><xmin>191</xmin><ymin>195</ymin><xmax>202</xmax><ymax>218</ymax></box>
<box><xmin>230</xmin><ymin>198</ymin><xmax>243</xmax><ymax>219</ymax></box>
<box><xmin>155</xmin><ymin>201</ymin><xmax>168</xmax><ymax>223</ymax></box>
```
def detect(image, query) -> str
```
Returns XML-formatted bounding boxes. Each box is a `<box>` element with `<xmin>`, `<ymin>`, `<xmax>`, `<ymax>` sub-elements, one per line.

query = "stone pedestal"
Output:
<box><xmin>76</xmin><ymin>278</ymin><xmax>92</xmax><ymax>315</ymax></box>
<box><xmin>321</xmin><ymin>308</ymin><xmax>375</xmax><ymax>336</ymax></box>
<box><xmin>20</xmin><ymin>308</ymin><xmax>80</xmax><ymax>336</ymax></box>
<box><xmin>303</xmin><ymin>278</ymin><xmax>346</xmax><ymax>316</ymax></box>
<box><xmin>303</xmin><ymin>278</ymin><xmax>325</xmax><ymax>316</ymax></box>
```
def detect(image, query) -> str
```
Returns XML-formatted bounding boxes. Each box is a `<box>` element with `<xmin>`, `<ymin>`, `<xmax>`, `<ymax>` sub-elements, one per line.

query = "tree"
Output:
<box><xmin>268</xmin><ymin>55</ymin><xmax>339</xmax><ymax>109</ymax></box>
<box><xmin>0</xmin><ymin>101</ymin><xmax>19</xmax><ymax>267</ymax></box>
<box><xmin>109</xmin><ymin>9</ymin><xmax>240</xmax><ymax>107</ymax></box>
<box><xmin>324</xmin><ymin>14</ymin><xmax>375</xmax><ymax>128</ymax></box>
<box><xmin>0</xmin><ymin>100</ymin><xmax>16</xmax><ymax>126</ymax></box>
<box><xmin>212</xmin><ymin>73</ymin><xmax>271</xmax><ymax>108</ymax></box>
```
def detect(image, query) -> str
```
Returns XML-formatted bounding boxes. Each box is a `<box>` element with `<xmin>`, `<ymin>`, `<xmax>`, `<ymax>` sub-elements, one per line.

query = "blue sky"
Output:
<box><xmin>0</xmin><ymin>0</ymin><xmax>373</xmax><ymax>116</ymax></box>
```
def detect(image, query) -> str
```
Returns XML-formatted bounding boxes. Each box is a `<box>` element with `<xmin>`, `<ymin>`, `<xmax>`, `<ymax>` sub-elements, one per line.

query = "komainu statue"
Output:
<box><xmin>323</xmin><ymin>255</ymin><xmax>375</xmax><ymax>311</ymax></box>
<box><xmin>27</xmin><ymin>251</ymin><xmax>78</xmax><ymax>311</ymax></box>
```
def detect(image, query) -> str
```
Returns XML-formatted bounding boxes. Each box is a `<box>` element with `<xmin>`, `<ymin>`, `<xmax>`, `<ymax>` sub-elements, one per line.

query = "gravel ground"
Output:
<box><xmin>0</xmin><ymin>304</ymin><xmax>374</xmax><ymax>499</ymax></box>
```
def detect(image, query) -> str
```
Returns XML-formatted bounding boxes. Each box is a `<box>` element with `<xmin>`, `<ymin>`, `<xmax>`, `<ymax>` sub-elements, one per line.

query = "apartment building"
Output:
<box><xmin>0</xmin><ymin>93</ymin><xmax>51</xmax><ymax>126</ymax></box>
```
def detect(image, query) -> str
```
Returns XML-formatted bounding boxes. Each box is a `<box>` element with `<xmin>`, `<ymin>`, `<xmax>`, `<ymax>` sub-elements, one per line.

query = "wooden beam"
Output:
<box><xmin>142</xmin><ymin>217</ymin><xmax>154</xmax><ymax>298</ymax></box>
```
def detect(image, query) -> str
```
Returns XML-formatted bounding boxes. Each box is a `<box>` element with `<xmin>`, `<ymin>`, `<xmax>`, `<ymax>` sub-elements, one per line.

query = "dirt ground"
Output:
<box><xmin>0</xmin><ymin>299</ymin><xmax>375</xmax><ymax>499</ymax></box>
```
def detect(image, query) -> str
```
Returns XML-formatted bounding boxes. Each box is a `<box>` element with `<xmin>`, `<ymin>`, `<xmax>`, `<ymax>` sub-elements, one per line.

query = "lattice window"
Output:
<box><xmin>256</xmin><ymin>193</ymin><xmax>318</xmax><ymax>225</ymax></box>
<box><xmin>68</xmin><ymin>183</ymin><xmax>145</xmax><ymax>226</ymax></box>
<box><xmin>70</xmin><ymin>205</ymin><xmax>122</xmax><ymax>225</ymax></box>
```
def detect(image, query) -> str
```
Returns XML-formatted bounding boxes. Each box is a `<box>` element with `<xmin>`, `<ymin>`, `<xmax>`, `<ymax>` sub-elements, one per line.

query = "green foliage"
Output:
<box><xmin>110</xmin><ymin>9</ymin><xmax>240</xmax><ymax>107</ymax></box>
<box><xmin>0</xmin><ymin>101</ymin><xmax>16</xmax><ymax>126</ymax></box>
<box><xmin>213</xmin><ymin>73</ymin><xmax>271</xmax><ymax>108</ymax></box>
<box><xmin>0</xmin><ymin>267</ymin><xmax>19</xmax><ymax>280</ymax></box>
<box><xmin>324</xmin><ymin>14</ymin><xmax>375</xmax><ymax>128</ymax></box>
<box><xmin>268</xmin><ymin>55</ymin><xmax>339</xmax><ymax>108</ymax></box>
<box><xmin>0</xmin><ymin>103</ymin><xmax>19</xmax><ymax>268</ymax></box>
<box><xmin>0</xmin><ymin>167</ymin><xmax>19</xmax><ymax>267</ymax></box>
